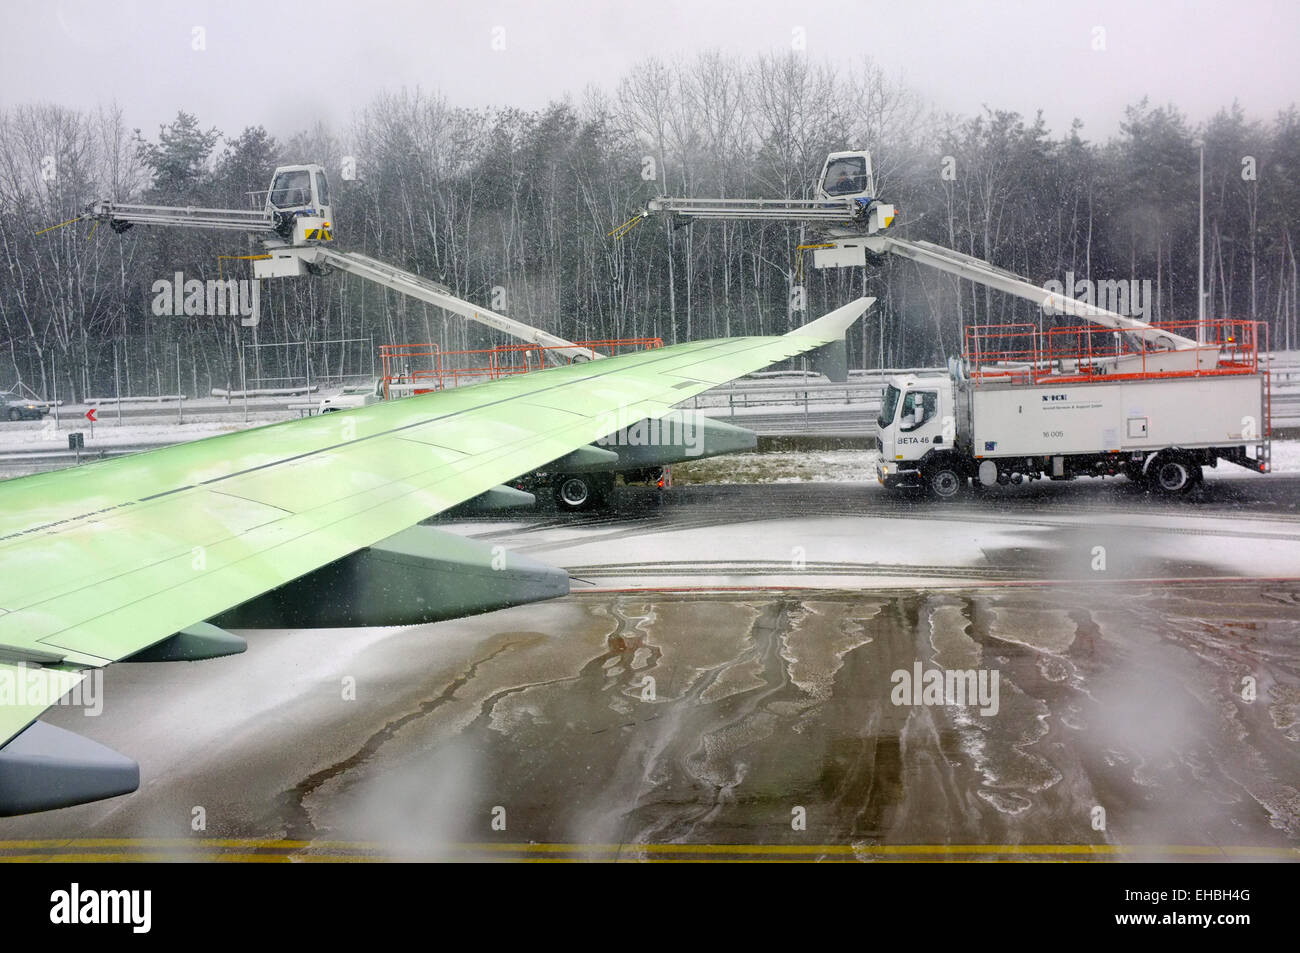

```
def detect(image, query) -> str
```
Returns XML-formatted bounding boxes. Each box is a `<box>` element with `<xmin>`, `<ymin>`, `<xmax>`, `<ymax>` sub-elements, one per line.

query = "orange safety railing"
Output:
<box><xmin>379</xmin><ymin>342</ymin><xmax>440</xmax><ymax>400</ymax></box>
<box><xmin>963</xmin><ymin>318</ymin><xmax>1266</xmax><ymax>387</ymax></box>
<box><xmin>379</xmin><ymin>337</ymin><xmax>663</xmax><ymax>398</ymax></box>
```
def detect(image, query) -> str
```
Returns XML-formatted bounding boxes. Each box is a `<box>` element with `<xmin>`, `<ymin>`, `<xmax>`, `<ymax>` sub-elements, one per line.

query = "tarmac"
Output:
<box><xmin>2</xmin><ymin>478</ymin><xmax>1298</xmax><ymax>862</ymax></box>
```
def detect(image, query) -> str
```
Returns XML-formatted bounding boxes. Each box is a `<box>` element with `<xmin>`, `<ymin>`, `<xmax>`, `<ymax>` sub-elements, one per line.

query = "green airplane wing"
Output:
<box><xmin>0</xmin><ymin>298</ymin><xmax>870</xmax><ymax>813</ymax></box>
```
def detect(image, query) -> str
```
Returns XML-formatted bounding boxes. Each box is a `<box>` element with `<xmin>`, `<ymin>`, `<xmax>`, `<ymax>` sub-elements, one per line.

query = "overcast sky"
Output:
<box><xmin>2</xmin><ymin>0</ymin><xmax>1296</xmax><ymax>147</ymax></box>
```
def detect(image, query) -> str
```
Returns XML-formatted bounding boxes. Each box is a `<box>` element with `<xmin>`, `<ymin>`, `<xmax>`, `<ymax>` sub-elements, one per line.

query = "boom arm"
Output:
<box><xmin>864</xmin><ymin>236</ymin><xmax>1200</xmax><ymax>351</ymax></box>
<box><xmin>66</xmin><ymin>172</ymin><xmax>598</xmax><ymax>361</ymax></box>
<box><xmin>639</xmin><ymin>190</ymin><xmax>1206</xmax><ymax>356</ymax></box>
<box><xmin>291</xmin><ymin>248</ymin><xmax>601</xmax><ymax>361</ymax></box>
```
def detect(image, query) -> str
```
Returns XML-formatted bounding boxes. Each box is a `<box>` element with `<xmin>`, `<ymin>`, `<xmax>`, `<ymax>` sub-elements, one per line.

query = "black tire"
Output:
<box><xmin>924</xmin><ymin>465</ymin><xmax>966</xmax><ymax>501</ymax></box>
<box><xmin>6</xmin><ymin>408</ymin><xmax>19</xmax><ymax>422</ymax></box>
<box><xmin>555</xmin><ymin>474</ymin><xmax>605</xmax><ymax>511</ymax></box>
<box><xmin>1148</xmin><ymin>457</ymin><xmax>1201</xmax><ymax>496</ymax></box>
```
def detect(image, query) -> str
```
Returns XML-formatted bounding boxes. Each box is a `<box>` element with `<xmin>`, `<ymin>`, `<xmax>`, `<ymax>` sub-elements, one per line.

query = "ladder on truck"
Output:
<box><xmin>80</xmin><ymin>199</ymin><xmax>279</xmax><ymax>235</ymax></box>
<box><xmin>644</xmin><ymin>195</ymin><xmax>864</xmax><ymax>224</ymax></box>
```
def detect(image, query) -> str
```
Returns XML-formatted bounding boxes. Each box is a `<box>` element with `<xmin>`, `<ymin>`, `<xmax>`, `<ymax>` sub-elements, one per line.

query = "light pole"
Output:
<box><xmin>1197</xmin><ymin>142</ymin><xmax>1206</xmax><ymax>345</ymax></box>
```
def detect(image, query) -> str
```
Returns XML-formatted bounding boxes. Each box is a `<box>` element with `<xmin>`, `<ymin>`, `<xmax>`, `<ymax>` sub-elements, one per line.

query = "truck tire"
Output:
<box><xmin>555</xmin><ymin>473</ymin><xmax>612</xmax><ymax>512</ymax></box>
<box><xmin>6</xmin><ymin>408</ymin><xmax>19</xmax><ymax>421</ymax></box>
<box><xmin>1148</xmin><ymin>457</ymin><xmax>1201</xmax><ymax>496</ymax></box>
<box><xmin>924</xmin><ymin>465</ymin><xmax>966</xmax><ymax>501</ymax></box>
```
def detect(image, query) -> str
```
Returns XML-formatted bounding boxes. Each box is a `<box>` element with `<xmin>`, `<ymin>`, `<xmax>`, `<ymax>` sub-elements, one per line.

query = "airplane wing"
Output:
<box><xmin>0</xmin><ymin>298</ymin><xmax>871</xmax><ymax>814</ymax></box>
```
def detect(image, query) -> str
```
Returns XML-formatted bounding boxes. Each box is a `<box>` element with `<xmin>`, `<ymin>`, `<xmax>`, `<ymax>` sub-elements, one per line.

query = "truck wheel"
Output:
<box><xmin>1148</xmin><ymin>458</ymin><xmax>1201</xmax><ymax>496</ymax></box>
<box><xmin>556</xmin><ymin>475</ymin><xmax>593</xmax><ymax>510</ymax></box>
<box><xmin>6</xmin><ymin>408</ymin><xmax>19</xmax><ymax>421</ymax></box>
<box><xmin>925</xmin><ymin>466</ymin><xmax>966</xmax><ymax>501</ymax></box>
<box><xmin>555</xmin><ymin>474</ymin><xmax>612</xmax><ymax>512</ymax></box>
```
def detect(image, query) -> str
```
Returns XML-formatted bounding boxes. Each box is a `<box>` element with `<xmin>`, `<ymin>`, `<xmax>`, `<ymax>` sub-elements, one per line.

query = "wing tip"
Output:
<box><xmin>785</xmin><ymin>296</ymin><xmax>876</xmax><ymax>341</ymax></box>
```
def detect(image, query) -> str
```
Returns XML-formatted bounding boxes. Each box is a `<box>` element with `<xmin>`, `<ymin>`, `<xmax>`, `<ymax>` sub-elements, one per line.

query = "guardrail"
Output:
<box><xmin>84</xmin><ymin>394</ymin><xmax>187</xmax><ymax>404</ymax></box>
<box><xmin>3</xmin><ymin>357</ymin><xmax>1295</xmax><ymax>477</ymax></box>
<box><xmin>688</xmin><ymin>366</ymin><xmax>1300</xmax><ymax>437</ymax></box>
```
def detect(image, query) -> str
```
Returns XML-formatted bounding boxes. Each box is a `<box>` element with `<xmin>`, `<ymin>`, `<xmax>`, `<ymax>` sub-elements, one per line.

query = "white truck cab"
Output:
<box><xmin>815</xmin><ymin>151</ymin><xmax>876</xmax><ymax>201</ymax></box>
<box><xmin>875</xmin><ymin>373</ymin><xmax>960</xmax><ymax>494</ymax></box>
<box><xmin>258</xmin><ymin>163</ymin><xmax>334</xmax><ymax>250</ymax></box>
<box><xmin>265</xmin><ymin>165</ymin><xmax>332</xmax><ymax>224</ymax></box>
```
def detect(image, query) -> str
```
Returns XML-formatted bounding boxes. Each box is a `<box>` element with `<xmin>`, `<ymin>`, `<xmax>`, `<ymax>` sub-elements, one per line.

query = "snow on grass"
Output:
<box><xmin>0</xmin><ymin>415</ymin><xmax>283</xmax><ymax>452</ymax></box>
<box><xmin>672</xmin><ymin>449</ymin><xmax>881</xmax><ymax>485</ymax></box>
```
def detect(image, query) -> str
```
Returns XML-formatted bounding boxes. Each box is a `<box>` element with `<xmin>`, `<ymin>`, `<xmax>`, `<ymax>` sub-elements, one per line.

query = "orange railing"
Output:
<box><xmin>963</xmin><ymin>318</ymin><xmax>1266</xmax><ymax>387</ymax></box>
<box><xmin>379</xmin><ymin>337</ymin><xmax>663</xmax><ymax>398</ymax></box>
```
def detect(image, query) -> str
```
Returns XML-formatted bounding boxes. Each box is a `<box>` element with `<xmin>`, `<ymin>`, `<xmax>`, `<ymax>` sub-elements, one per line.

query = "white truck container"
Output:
<box><xmin>876</xmin><ymin>321</ymin><xmax>1271</xmax><ymax>498</ymax></box>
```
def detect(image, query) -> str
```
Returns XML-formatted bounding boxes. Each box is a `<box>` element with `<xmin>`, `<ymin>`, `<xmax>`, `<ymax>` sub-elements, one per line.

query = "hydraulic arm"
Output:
<box><xmin>56</xmin><ymin>163</ymin><xmax>594</xmax><ymax>359</ymax></box>
<box><xmin>634</xmin><ymin>149</ymin><xmax>1211</xmax><ymax>365</ymax></box>
<box><xmin>288</xmin><ymin>248</ymin><xmax>600</xmax><ymax>361</ymax></box>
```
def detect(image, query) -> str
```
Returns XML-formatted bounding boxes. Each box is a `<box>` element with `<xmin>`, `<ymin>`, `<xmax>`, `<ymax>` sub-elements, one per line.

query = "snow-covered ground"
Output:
<box><xmin>2</xmin><ymin>407</ymin><xmax>1296</xmax><ymax>487</ymax></box>
<box><xmin>673</xmin><ymin>441</ymin><xmax>1300</xmax><ymax>484</ymax></box>
<box><xmin>673</xmin><ymin>449</ymin><xmax>882</xmax><ymax>484</ymax></box>
<box><xmin>0</xmin><ymin>414</ymin><xmax>284</xmax><ymax>453</ymax></box>
<box><xmin>1260</xmin><ymin>438</ymin><xmax>1300</xmax><ymax>474</ymax></box>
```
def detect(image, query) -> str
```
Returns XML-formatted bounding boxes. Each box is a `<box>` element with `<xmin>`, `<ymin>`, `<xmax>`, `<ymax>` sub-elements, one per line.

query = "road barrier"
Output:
<box><xmin>688</xmin><ymin>359</ymin><xmax>1300</xmax><ymax>437</ymax></box>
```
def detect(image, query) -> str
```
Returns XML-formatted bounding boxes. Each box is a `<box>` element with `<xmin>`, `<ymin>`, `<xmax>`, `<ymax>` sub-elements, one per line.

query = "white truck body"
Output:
<box><xmin>965</xmin><ymin>374</ymin><xmax>1265</xmax><ymax>457</ymax></box>
<box><xmin>876</xmin><ymin>364</ymin><xmax>1269</xmax><ymax>497</ymax></box>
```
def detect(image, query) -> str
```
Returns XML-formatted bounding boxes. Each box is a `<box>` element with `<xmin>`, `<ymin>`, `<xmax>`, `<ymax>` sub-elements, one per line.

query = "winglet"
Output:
<box><xmin>785</xmin><ymin>296</ymin><xmax>876</xmax><ymax>340</ymax></box>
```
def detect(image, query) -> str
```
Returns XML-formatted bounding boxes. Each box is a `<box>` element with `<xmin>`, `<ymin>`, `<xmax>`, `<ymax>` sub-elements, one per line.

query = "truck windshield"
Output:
<box><xmin>269</xmin><ymin>170</ymin><xmax>312</xmax><ymax>209</ymax></box>
<box><xmin>878</xmin><ymin>384</ymin><xmax>900</xmax><ymax>428</ymax></box>
<box><xmin>823</xmin><ymin>156</ymin><xmax>868</xmax><ymax>196</ymax></box>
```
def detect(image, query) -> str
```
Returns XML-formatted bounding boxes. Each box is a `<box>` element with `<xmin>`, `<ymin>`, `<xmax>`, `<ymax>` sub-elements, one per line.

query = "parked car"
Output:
<box><xmin>2</xmin><ymin>400</ymin><xmax>48</xmax><ymax>421</ymax></box>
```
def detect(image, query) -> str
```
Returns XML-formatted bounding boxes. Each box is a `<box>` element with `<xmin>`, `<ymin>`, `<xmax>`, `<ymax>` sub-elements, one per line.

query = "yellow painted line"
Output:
<box><xmin>435</xmin><ymin>842</ymin><xmax>1298</xmax><ymax>857</ymax></box>
<box><xmin>0</xmin><ymin>838</ymin><xmax>315</xmax><ymax>849</ymax></box>
<box><xmin>616</xmin><ymin>858</ymin><xmax>1089</xmax><ymax>864</ymax></box>
<box><xmin>0</xmin><ymin>853</ymin><xmax>403</xmax><ymax>863</ymax></box>
<box><xmin>0</xmin><ymin>840</ymin><xmax>1295</xmax><ymax>858</ymax></box>
<box><xmin>0</xmin><ymin>853</ymin><xmax>1105</xmax><ymax>864</ymax></box>
<box><xmin>2</xmin><ymin>854</ymin><xmax>295</xmax><ymax>863</ymax></box>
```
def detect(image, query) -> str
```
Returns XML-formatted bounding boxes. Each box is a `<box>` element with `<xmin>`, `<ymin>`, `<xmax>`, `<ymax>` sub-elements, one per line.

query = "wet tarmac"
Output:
<box><xmin>2</xmin><ymin>479</ymin><xmax>1298</xmax><ymax>861</ymax></box>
